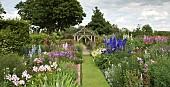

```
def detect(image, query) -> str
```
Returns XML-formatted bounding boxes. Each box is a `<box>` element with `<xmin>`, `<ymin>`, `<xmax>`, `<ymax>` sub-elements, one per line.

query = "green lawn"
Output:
<box><xmin>82</xmin><ymin>55</ymin><xmax>110</xmax><ymax>87</ymax></box>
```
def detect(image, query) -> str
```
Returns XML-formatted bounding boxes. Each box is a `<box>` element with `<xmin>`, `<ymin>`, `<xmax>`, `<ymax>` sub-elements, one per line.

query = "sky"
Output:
<box><xmin>1</xmin><ymin>0</ymin><xmax>170</xmax><ymax>31</ymax></box>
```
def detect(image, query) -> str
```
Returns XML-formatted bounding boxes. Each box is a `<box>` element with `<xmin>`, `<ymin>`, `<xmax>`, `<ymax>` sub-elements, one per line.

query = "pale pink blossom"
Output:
<box><xmin>45</xmin><ymin>64</ymin><xmax>51</xmax><ymax>71</ymax></box>
<box><xmin>39</xmin><ymin>65</ymin><xmax>46</xmax><ymax>72</ymax></box>
<box><xmin>22</xmin><ymin>70</ymin><xmax>32</xmax><ymax>80</ymax></box>
<box><xmin>34</xmin><ymin>58</ymin><xmax>44</xmax><ymax>63</ymax></box>
<box><xmin>19</xmin><ymin>80</ymin><xmax>25</xmax><ymax>85</ymax></box>
<box><xmin>33</xmin><ymin>66</ymin><xmax>39</xmax><ymax>72</ymax></box>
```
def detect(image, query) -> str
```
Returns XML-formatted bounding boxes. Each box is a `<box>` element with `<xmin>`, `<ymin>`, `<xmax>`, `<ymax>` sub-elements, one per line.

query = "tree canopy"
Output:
<box><xmin>15</xmin><ymin>0</ymin><xmax>86</xmax><ymax>34</ymax></box>
<box><xmin>142</xmin><ymin>24</ymin><xmax>153</xmax><ymax>35</ymax></box>
<box><xmin>0</xmin><ymin>2</ymin><xmax>6</xmax><ymax>19</ymax></box>
<box><xmin>86</xmin><ymin>7</ymin><xmax>112</xmax><ymax>35</ymax></box>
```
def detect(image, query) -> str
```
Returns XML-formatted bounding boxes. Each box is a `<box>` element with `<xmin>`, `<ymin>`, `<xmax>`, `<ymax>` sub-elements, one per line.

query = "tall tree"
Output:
<box><xmin>15</xmin><ymin>0</ymin><xmax>86</xmax><ymax>34</ymax></box>
<box><xmin>0</xmin><ymin>2</ymin><xmax>6</xmax><ymax>19</ymax></box>
<box><xmin>112</xmin><ymin>24</ymin><xmax>120</xmax><ymax>33</ymax></box>
<box><xmin>142</xmin><ymin>24</ymin><xmax>153</xmax><ymax>35</ymax></box>
<box><xmin>86</xmin><ymin>7</ymin><xmax>112</xmax><ymax>35</ymax></box>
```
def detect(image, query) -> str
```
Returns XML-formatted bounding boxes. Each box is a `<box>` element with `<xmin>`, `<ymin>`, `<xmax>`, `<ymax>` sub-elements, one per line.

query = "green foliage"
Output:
<box><xmin>142</xmin><ymin>24</ymin><xmax>153</xmax><ymax>35</ymax></box>
<box><xmin>154</xmin><ymin>31</ymin><xmax>170</xmax><ymax>36</ymax></box>
<box><xmin>0</xmin><ymin>3</ymin><xmax>6</xmax><ymax>19</ymax></box>
<box><xmin>29</xmin><ymin>61</ymin><xmax>79</xmax><ymax>87</ymax></box>
<box><xmin>30</xmin><ymin>71</ymin><xmax>80</xmax><ymax>87</ymax></box>
<box><xmin>15</xmin><ymin>0</ymin><xmax>86</xmax><ymax>34</ymax></box>
<box><xmin>0</xmin><ymin>53</ymin><xmax>27</xmax><ymax>83</ymax></box>
<box><xmin>86</xmin><ymin>7</ymin><xmax>113</xmax><ymax>35</ymax></box>
<box><xmin>75</xmin><ymin>43</ymin><xmax>83</xmax><ymax>59</ymax></box>
<box><xmin>29</xmin><ymin>33</ymin><xmax>50</xmax><ymax>44</ymax></box>
<box><xmin>94</xmin><ymin>38</ymin><xmax>170</xmax><ymax>87</ymax></box>
<box><xmin>149</xmin><ymin>56</ymin><xmax>170</xmax><ymax>87</ymax></box>
<box><xmin>0</xmin><ymin>19</ymin><xmax>30</xmax><ymax>54</ymax></box>
<box><xmin>132</xmin><ymin>24</ymin><xmax>153</xmax><ymax>37</ymax></box>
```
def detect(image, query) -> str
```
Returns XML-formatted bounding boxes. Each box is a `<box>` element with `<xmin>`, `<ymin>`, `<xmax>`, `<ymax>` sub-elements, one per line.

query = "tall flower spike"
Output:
<box><xmin>38</xmin><ymin>45</ymin><xmax>42</xmax><ymax>57</ymax></box>
<box><xmin>112</xmin><ymin>36</ymin><xmax>117</xmax><ymax>48</ymax></box>
<box><xmin>117</xmin><ymin>39</ymin><xmax>122</xmax><ymax>50</ymax></box>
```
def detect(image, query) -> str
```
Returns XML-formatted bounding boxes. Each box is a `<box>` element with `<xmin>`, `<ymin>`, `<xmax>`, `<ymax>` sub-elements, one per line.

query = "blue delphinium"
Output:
<box><xmin>102</xmin><ymin>35</ymin><xmax>127</xmax><ymax>54</ymax></box>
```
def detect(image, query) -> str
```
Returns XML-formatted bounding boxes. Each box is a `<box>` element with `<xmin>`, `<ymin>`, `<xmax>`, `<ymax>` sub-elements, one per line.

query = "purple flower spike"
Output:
<box><xmin>53</xmin><ymin>52</ymin><xmax>59</xmax><ymax>57</ymax></box>
<box><xmin>49</xmin><ymin>52</ymin><xmax>53</xmax><ymax>58</ymax></box>
<box><xmin>69</xmin><ymin>55</ymin><xmax>73</xmax><ymax>59</ymax></box>
<box><xmin>59</xmin><ymin>52</ymin><xmax>64</xmax><ymax>56</ymax></box>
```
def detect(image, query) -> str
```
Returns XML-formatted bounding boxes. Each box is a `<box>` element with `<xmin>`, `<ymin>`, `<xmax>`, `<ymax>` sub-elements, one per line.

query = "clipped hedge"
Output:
<box><xmin>0</xmin><ymin>19</ymin><xmax>30</xmax><ymax>54</ymax></box>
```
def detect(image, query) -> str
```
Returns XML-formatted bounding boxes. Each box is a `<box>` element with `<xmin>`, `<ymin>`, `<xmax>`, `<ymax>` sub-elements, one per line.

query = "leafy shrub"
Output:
<box><xmin>0</xmin><ymin>53</ymin><xmax>27</xmax><ymax>83</ymax></box>
<box><xmin>75</xmin><ymin>43</ymin><xmax>83</xmax><ymax>59</ymax></box>
<box><xmin>29</xmin><ymin>33</ymin><xmax>50</xmax><ymax>44</ymax></box>
<box><xmin>149</xmin><ymin>56</ymin><xmax>170</xmax><ymax>87</ymax></box>
<box><xmin>0</xmin><ymin>19</ymin><xmax>30</xmax><ymax>54</ymax></box>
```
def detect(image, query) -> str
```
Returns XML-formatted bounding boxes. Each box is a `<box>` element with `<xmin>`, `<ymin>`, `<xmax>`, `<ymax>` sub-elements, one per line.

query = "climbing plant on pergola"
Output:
<box><xmin>73</xmin><ymin>27</ymin><xmax>96</xmax><ymax>43</ymax></box>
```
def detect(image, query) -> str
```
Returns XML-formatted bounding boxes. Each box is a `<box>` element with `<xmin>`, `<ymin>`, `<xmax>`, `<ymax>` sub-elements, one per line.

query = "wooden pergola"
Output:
<box><xmin>73</xmin><ymin>28</ymin><xmax>96</xmax><ymax>43</ymax></box>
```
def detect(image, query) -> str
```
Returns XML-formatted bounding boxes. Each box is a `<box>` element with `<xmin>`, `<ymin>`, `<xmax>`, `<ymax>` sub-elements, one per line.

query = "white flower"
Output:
<box><xmin>39</xmin><ymin>65</ymin><xmax>46</xmax><ymax>72</ymax></box>
<box><xmin>22</xmin><ymin>70</ymin><xmax>32</xmax><ymax>80</ymax></box>
<box><xmin>51</xmin><ymin>62</ymin><xmax>57</xmax><ymax>69</ymax></box>
<box><xmin>22</xmin><ymin>70</ymin><xmax>27</xmax><ymax>78</ymax></box>
<box><xmin>45</xmin><ymin>64</ymin><xmax>51</xmax><ymax>71</ymax></box>
<box><xmin>6</xmin><ymin>74</ymin><xmax>12</xmax><ymax>81</ymax></box>
<box><xmin>12</xmin><ymin>80</ymin><xmax>19</xmax><ymax>86</ymax></box>
<box><xmin>19</xmin><ymin>80</ymin><xmax>25</xmax><ymax>85</ymax></box>
<box><xmin>11</xmin><ymin>74</ymin><xmax>20</xmax><ymax>81</ymax></box>
<box><xmin>33</xmin><ymin>66</ymin><xmax>38</xmax><ymax>72</ymax></box>
<box><xmin>43</xmin><ymin>51</ymin><xmax>48</xmax><ymax>55</ymax></box>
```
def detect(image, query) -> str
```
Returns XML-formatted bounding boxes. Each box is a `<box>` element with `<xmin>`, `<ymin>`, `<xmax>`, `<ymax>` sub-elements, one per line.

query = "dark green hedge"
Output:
<box><xmin>0</xmin><ymin>19</ymin><xmax>30</xmax><ymax>54</ymax></box>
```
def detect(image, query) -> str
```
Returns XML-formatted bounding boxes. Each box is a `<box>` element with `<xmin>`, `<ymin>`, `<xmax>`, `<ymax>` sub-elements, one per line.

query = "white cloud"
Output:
<box><xmin>140</xmin><ymin>9</ymin><xmax>168</xmax><ymax>21</ymax></box>
<box><xmin>115</xmin><ymin>17</ymin><xmax>129</xmax><ymax>23</ymax></box>
<box><xmin>137</xmin><ymin>17</ymin><xmax>147</xmax><ymax>21</ymax></box>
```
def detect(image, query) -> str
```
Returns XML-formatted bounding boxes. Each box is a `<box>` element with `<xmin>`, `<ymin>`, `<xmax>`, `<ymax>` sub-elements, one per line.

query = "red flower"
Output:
<box><xmin>29</xmin><ymin>67</ymin><xmax>33</xmax><ymax>70</ymax></box>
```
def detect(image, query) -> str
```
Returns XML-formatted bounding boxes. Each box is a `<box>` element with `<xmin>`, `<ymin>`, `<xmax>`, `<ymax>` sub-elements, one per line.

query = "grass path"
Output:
<box><xmin>82</xmin><ymin>55</ymin><xmax>110</xmax><ymax>87</ymax></box>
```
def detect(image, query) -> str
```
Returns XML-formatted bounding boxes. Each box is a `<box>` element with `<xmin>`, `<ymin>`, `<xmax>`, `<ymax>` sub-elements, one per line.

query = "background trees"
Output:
<box><xmin>86</xmin><ymin>7</ymin><xmax>113</xmax><ymax>35</ymax></box>
<box><xmin>0</xmin><ymin>2</ymin><xmax>6</xmax><ymax>19</ymax></box>
<box><xmin>141</xmin><ymin>24</ymin><xmax>153</xmax><ymax>35</ymax></box>
<box><xmin>15</xmin><ymin>0</ymin><xmax>86</xmax><ymax>34</ymax></box>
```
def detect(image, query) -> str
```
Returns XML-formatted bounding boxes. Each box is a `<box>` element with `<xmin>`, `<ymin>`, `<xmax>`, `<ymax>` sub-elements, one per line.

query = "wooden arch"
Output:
<box><xmin>73</xmin><ymin>28</ymin><xmax>96</xmax><ymax>43</ymax></box>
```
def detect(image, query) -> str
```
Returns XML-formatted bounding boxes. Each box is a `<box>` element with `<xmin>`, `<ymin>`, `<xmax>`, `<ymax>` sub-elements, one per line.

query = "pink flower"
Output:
<box><xmin>34</xmin><ymin>58</ymin><xmax>44</xmax><ymax>63</ymax></box>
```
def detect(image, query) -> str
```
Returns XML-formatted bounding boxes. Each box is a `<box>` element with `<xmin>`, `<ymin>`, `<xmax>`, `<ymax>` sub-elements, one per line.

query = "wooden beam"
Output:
<box><xmin>78</xmin><ymin>35</ymin><xmax>84</xmax><ymax>41</ymax></box>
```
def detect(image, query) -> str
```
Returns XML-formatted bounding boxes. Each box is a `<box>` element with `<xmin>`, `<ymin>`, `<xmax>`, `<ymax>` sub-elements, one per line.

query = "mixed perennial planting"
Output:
<box><xmin>91</xmin><ymin>35</ymin><xmax>170</xmax><ymax>87</ymax></box>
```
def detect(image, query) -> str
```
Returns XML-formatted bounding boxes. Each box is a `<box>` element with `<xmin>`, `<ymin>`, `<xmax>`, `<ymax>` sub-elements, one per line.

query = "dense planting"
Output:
<box><xmin>91</xmin><ymin>35</ymin><xmax>170</xmax><ymax>87</ymax></box>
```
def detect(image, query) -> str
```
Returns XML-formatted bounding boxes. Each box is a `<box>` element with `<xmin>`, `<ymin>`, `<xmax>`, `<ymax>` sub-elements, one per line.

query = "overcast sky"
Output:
<box><xmin>1</xmin><ymin>0</ymin><xmax>170</xmax><ymax>31</ymax></box>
